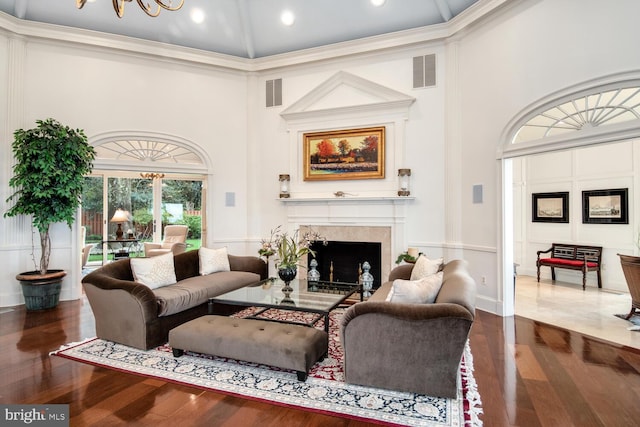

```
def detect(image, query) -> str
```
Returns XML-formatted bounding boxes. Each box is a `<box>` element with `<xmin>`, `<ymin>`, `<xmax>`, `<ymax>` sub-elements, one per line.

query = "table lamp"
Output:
<box><xmin>110</xmin><ymin>208</ymin><xmax>128</xmax><ymax>240</ymax></box>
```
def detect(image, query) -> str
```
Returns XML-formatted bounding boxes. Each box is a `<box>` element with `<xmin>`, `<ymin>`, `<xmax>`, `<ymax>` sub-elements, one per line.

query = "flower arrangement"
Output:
<box><xmin>259</xmin><ymin>225</ymin><xmax>327</xmax><ymax>270</ymax></box>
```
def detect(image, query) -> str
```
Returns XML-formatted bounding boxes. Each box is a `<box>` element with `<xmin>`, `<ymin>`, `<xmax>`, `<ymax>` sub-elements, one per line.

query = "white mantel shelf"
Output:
<box><xmin>278</xmin><ymin>196</ymin><xmax>415</xmax><ymax>203</ymax></box>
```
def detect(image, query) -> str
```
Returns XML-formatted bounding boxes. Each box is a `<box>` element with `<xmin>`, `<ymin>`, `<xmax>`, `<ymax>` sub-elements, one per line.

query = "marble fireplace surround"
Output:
<box><xmin>300</xmin><ymin>225</ymin><xmax>391</xmax><ymax>284</ymax></box>
<box><xmin>285</xmin><ymin>197</ymin><xmax>412</xmax><ymax>284</ymax></box>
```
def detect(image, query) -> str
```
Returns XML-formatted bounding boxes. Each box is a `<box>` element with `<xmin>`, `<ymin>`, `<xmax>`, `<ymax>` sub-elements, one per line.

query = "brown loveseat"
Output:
<box><xmin>340</xmin><ymin>259</ymin><xmax>476</xmax><ymax>398</ymax></box>
<box><xmin>82</xmin><ymin>250</ymin><xmax>267</xmax><ymax>350</ymax></box>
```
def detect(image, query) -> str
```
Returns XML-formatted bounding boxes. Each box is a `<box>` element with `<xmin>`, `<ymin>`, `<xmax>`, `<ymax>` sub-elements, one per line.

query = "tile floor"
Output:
<box><xmin>515</xmin><ymin>275</ymin><xmax>640</xmax><ymax>350</ymax></box>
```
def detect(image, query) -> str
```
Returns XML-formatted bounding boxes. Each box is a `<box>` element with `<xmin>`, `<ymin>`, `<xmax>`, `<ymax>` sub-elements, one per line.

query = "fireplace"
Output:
<box><xmin>300</xmin><ymin>225</ymin><xmax>391</xmax><ymax>286</ymax></box>
<box><xmin>280</xmin><ymin>196</ymin><xmax>411</xmax><ymax>288</ymax></box>
<box><xmin>308</xmin><ymin>241</ymin><xmax>382</xmax><ymax>288</ymax></box>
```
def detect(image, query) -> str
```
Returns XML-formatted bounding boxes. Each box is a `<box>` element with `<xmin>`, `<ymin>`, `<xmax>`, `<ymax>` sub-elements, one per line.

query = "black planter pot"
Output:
<box><xmin>16</xmin><ymin>270</ymin><xmax>66</xmax><ymax>311</ymax></box>
<box><xmin>277</xmin><ymin>266</ymin><xmax>297</xmax><ymax>283</ymax></box>
<box><xmin>278</xmin><ymin>266</ymin><xmax>297</xmax><ymax>293</ymax></box>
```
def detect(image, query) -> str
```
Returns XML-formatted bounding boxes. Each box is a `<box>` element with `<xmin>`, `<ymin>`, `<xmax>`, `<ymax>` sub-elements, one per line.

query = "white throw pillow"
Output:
<box><xmin>199</xmin><ymin>246</ymin><xmax>230</xmax><ymax>275</ymax></box>
<box><xmin>130</xmin><ymin>252</ymin><xmax>177</xmax><ymax>289</ymax></box>
<box><xmin>410</xmin><ymin>255</ymin><xmax>443</xmax><ymax>280</ymax></box>
<box><xmin>386</xmin><ymin>272</ymin><xmax>444</xmax><ymax>304</ymax></box>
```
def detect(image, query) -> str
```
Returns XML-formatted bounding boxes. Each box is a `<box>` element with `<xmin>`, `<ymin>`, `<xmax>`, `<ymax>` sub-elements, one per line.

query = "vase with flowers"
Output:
<box><xmin>259</xmin><ymin>225</ymin><xmax>326</xmax><ymax>291</ymax></box>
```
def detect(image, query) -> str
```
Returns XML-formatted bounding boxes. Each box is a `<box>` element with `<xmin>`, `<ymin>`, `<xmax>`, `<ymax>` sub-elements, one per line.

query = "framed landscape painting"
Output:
<box><xmin>582</xmin><ymin>188</ymin><xmax>628</xmax><ymax>224</ymax></box>
<box><xmin>532</xmin><ymin>192</ymin><xmax>569</xmax><ymax>223</ymax></box>
<box><xmin>303</xmin><ymin>127</ymin><xmax>385</xmax><ymax>181</ymax></box>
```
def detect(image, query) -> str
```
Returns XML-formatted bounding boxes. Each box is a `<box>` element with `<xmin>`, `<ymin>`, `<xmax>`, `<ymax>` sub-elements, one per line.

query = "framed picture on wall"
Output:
<box><xmin>303</xmin><ymin>126</ymin><xmax>385</xmax><ymax>181</ymax></box>
<box><xmin>582</xmin><ymin>188</ymin><xmax>628</xmax><ymax>224</ymax></box>
<box><xmin>532</xmin><ymin>192</ymin><xmax>569</xmax><ymax>223</ymax></box>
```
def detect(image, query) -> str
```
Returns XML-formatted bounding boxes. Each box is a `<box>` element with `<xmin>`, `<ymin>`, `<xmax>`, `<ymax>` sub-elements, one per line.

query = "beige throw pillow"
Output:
<box><xmin>130</xmin><ymin>252</ymin><xmax>177</xmax><ymax>289</ymax></box>
<box><xmin>386</xmin><ymin>272</ymin><xmax>444</xmax><ymax>304</ymax></box>
<box><xmin>410</xmin><ymin>255</ymin><xmax>443</xmax><ymax>280</ymax></box>
<box><xmin>199</xmin><ymin>246</ymin><xmax>230</xmax><ymax>275</ymax></box>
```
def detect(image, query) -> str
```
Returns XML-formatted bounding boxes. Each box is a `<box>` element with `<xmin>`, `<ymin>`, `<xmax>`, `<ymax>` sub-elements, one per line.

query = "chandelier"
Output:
<box><xmin>140</xmin><ymin>172</ymin><xmax>165</xmax><ymax>179</ymax></box>
<box><xmin>76</xmin><ymin>0</ymin><xmax>185</xmax><ymax>18</ymax></box>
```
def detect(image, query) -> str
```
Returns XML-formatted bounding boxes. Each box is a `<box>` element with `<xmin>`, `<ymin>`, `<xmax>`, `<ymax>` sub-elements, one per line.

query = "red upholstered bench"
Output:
<box><xmin>536</xmin><ymin>243</ymin><xmax>603</xmax><ymax>290</ymax></box>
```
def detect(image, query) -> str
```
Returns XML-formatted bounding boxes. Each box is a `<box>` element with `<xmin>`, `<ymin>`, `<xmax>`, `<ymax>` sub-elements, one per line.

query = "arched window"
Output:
<box><xmin>512</xmin><ymin>83</ymin><xmax>640</xmax><ymax>145</ymax></box>
<box><xmin>82</xmin><ymin>134</ymin><xmax>209</xmax><ymax>265</ymax></box>
<box><xmin>94</xmin><ymin>139</ymin><xmax>205</xmax><ymax>167</ymax></box>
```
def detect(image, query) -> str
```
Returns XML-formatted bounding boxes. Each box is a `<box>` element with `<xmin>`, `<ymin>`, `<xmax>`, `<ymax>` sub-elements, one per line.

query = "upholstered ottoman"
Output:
<box><xmin>168</xmin><ymin>315</ymin><xmax>328</xmax><ymax>381</ymax></box>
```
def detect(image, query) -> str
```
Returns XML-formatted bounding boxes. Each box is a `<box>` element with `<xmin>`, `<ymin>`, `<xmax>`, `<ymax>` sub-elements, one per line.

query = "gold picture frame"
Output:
<box><xmin>303</xmin><ymin>127</ymin><xmax>385</xmax><ymax>181</ymax></box>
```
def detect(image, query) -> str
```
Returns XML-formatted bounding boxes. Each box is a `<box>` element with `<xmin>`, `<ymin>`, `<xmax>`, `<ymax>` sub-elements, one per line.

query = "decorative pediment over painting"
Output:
<box><xmin>280</xmin><ymin>71</ymin><xmax>415</xmax><ymax>123</ymax></box>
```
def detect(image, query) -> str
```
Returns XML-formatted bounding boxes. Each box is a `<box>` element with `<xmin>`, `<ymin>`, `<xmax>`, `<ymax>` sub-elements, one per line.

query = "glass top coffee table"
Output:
<box><xmin>208</xmin><ymin>278</ymin><xmax>361</xmax><ymax>333</ymax></box>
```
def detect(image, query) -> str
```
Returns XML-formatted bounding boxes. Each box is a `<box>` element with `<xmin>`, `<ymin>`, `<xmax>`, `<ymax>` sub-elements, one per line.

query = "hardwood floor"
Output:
<box><xmin>2</xmin><ymin>298</ymin><xmax>640</xmax><ymax>426</ymax></box>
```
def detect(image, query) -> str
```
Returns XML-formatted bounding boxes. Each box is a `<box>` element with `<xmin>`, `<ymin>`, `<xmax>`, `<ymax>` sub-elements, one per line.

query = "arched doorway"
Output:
<box><xmin>499</xmin><ymin>72</ymin><xmax>640</xmax><ymax>315</ymax></box>
<box><xmin>81</xmin><ymin>132</ymin><xmax>211</xmax><ymax>267</ymax></box>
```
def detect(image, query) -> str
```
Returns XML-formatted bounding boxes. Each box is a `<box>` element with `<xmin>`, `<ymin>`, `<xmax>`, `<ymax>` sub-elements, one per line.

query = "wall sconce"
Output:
<box><xmin>110</xmin><ymin>208</ymin><xmax>129</xmax><ymax>240</ymax></box>
<box><xmin>279</xmin><ymin>174</ymin><xmax>290</xmax><ymax>198</ymax></box>
<box><xmin>398</xmin><ymin>168</ymin><xmax>411</xmax><ymax>196</ymax></box>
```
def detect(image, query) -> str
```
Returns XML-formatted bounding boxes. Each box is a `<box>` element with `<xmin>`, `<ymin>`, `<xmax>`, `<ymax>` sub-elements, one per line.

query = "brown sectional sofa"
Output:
<box><xmin>82</xmin><ymin>250</ymin><xmax>267</xmax><ymax>350</ymax></box>
<box><xmin>340</xmin><ymin>259</ymin><xmax>476</xmax><ymax>398</ymax></box>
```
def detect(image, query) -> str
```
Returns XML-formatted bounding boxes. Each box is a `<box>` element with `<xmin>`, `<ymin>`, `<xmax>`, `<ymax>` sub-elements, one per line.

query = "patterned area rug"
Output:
<box><xmin>52</xmin><ymin>308</ymin><xmax>482</xmax><ymax>426</ymax></box>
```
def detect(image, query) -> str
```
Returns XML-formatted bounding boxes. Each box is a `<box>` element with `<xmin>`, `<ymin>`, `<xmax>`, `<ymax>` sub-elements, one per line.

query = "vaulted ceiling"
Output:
<box><xmin>0</xmin><ymin>0</ymin><xmax>479</xmax><ymax>59</ymax></box>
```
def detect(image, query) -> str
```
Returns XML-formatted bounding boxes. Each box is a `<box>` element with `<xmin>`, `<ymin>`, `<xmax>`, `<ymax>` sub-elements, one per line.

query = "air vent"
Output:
<box><xmin>413</xmin><ymin>54</ymin><xmax>436</xmax><ymax>89</ymax></box>
<box><xmin>266</xmin><ymin>78</ymin><xmax>282</xmax><ymax>107</ymax></box>
<box><xmin>473</xmin><ymin>184</ymin><xmax>483</xmax><ymax>204</ymax></box>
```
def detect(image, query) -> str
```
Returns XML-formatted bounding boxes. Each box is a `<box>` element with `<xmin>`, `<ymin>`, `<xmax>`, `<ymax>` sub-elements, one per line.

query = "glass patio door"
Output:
<box><xmin>81</xmin><ymin>176</ymin><xmax>104</xmax><ymax>265</ymax></box>
<box><xmin>82</xmin><ymin>172</ymin><xmax>204</xmax><ymax>265</ymax></box>
<box><xmin>160</xmin><ymin>178</ymin><xmax>203</xmax><ymax>251</ymax></box>
<box><xmin>107</xmin><ymin>176</ymin><xmax>153</xmax><ymax>261</ymax></box>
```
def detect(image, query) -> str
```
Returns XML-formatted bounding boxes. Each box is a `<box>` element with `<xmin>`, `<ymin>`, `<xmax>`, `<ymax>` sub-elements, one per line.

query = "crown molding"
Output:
<box><xmin>0</xmin><ymin>0</ymin><xmax>508</xmax><ymax>72</ymax></box>
<box><xmin>0</xmin><ymin>11</ymin><xmax>253</xmax><ymax>72</ymax></box>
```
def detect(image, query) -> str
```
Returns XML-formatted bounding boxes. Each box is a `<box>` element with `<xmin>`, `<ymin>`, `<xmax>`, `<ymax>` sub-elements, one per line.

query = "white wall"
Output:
<box><xmin>514</xmin><ymin>140</ymin><xmax>640</xmax><ymax>293</ymax></box>
<box><xmin>2</xmin><ymin>0</ymin><xmax>640</xmax><ymax>311</ymax></box>
<box><xmin>0</xmin><ymin>33</ymin><xmax>7</xmax><ymax>173</ymax></box>
<box><xmin>0</xmin><ymin>37</ymin><xmax>251</xmax><ymax>306</ymax></box>
<box><xmin>21</xmin><ymin>43</ymin><xmax>251</xmax><ymax>246</ymax></box>
<box><xmin>455</xmin><ymin>0</ymin><xmax>640</xmax><ymax>313</ymax></box>
<box><xmin>0</xmin><ymin>30</ymin><xmax>448</xmax><ymax>308</ymax></box>
<box><xmin>250</xmin><ymin>47</ymin><xmax>449</xmax><ymax>259</ymax></box>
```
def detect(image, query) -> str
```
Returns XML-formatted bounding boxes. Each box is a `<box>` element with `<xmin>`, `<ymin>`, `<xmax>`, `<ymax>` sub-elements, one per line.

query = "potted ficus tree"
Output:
<box><xmin>4</xmin><ymin>118</ymin><xmax>96</xmax><ymax>310</ymax></box>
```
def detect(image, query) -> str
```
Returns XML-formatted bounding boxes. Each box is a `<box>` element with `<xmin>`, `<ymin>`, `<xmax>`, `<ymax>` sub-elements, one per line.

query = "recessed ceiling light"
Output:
<box><xmin>281</xmin><ymin>10</ymin><xmax>295</xmax><ymax>26</ymax></box>
<box><xmin>190</xmin><ymin>8</ymin><xmax>205</xmax><ymax>24</ymax></box>
<box><xmin>371</xmin><ymin>0</ymin><xmax>386</xmax><ymax>6</ymax></box>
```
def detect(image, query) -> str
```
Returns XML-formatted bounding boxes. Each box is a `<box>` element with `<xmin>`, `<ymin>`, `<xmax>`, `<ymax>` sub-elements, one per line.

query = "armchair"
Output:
<box><xmin>144</xmin><ymin>225</ymin><xmax>188</xmax><ymax>257</ymax></box>
<box><xmin>340</xmin><ymin>260</ymin><xmax>476</xmax><ymax>398</ymax></box>
<box><xmin>81</xmin><ymin>226</ymin><xmax>94</xmax><ymax>268</ymax></box>
<box><xmin>82</xmin><ymin>244</ymin><xmax>94</xmax><ymax>268</ymax></box>
<box><xmin>618</xmin><ymin>254</ymin><xmax>640</xmax><ymax>319</ymax></box>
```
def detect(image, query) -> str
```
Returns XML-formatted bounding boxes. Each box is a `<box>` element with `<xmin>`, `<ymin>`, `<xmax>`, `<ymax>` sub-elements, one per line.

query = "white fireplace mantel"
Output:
<box><xmin>279</xmin><ymin>196</ymin><xmax>414</xmax><ymax>203</ymax></box>
<box><xmin>283</xmin><ymin>197</ymin><xmax>414</xmax><ymax>282</ymax></box>
<box><xmin>280</xmin><ymin>196</ymin><xmax>414</xmax><ymax>227</ymax></box>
